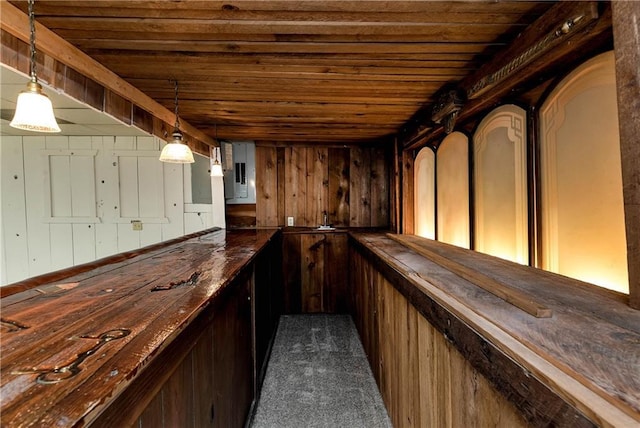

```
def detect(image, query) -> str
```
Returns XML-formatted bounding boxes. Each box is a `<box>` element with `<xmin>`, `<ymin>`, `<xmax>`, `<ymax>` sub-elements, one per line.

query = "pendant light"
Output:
<box><xmin>10</xmin><ymin>0</ymin><xmax>61</xmax><ymax>133</ymax></box>
<box><xmin>159</xmin><ymin>79</ymin><xmax>194</xmax><ymax>163</ymax></box>
<box><xmin>210</xmin><ymin>125</ymin><xmax>224</xmax><ymax>176</ymax></box>
<box><xmin>210</xmin><ymin>147</ymin><xmax>224</xmax><ymax>177</ymax></box>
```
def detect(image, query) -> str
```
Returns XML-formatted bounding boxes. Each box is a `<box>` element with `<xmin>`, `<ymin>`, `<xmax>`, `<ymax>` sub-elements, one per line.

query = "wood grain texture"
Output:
<box><xmin>255</xmin><ymin>146</ymin><xmax>278</xmax><ymax>227</ymax></box>
<box><xmin>350</xmin><ymin>232</ymin><xmax>640</xmax><ymax>427</ymax></box>
<box><xmin>225</xmin><ymin>203</ymin><xmax>256</xmax><ymax>228</ymax></box>
<box><xmin>284</xmin><ymin>146</ymin><xmax>307</xmax><ymax>226</ymax></box>
<box><xmin>255</xmin><ymin>145</ymin><xmax>388</xmax><ymax>228</ymax></box>
<box><xmin>300</xmin><ymin>234</ymin><xmax>325</xmax><ymax>312</ymax></box>
<box><xmin>0</xmin><ymin>229</ymin><xmax>278</xmax><ymax>427</ymax></box>
<box><xmin>401</xmin><ymin>149</ymin><xmax>415</xmax><ymax>234</ymax></box>
<box><xmin>328</xmin><ymin>148</ymin><xmax>350</xmax><ymax>227</ymax></box>
<box><xmin>2</xmin><ymin>0</ymin><xmax>559</xmax><ymax>144</ymax></box>
<box><xmin>282</xmin><ymin>230</ymin><xmax>349</xmax><ymax>314</ymax></box>
<box><xmin>389</xmin><ymin>234</ymin><xmax>552</xmax><ymax>318</ymax></box>
<box><xmin>306</xmin><ymin>147</ymin><xmax>329</xmax><ymax>227</ymax></box>
<box><xmin>0</xmin><ymin>9</ymin><xmax>215</xmax><ymax>150</ymax></box>
<box><xmin>350</xmin><ymin>146</ymin><xmax>372</xmax><ymax>227</ymax></box>
<box><xmin>612</xmin><ymin>0</ymin><xmax>640</xmax><ymax>309</ymax></box>
<box><xmin>324</xmin><ymin>233</ymin><xmax>349</xmax><ymax>313</ymax></box>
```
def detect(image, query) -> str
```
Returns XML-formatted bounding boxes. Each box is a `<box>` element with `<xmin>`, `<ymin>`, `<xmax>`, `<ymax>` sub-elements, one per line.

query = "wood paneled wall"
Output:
<box><xmin>282</xmin><ymin>231</ymin><xmax>349</xmax><ymax>314</ymax></box>
<box><xmin>350</xmin><ymin>247</ymin><xmax>528</xmax><ymax>428</ymax></box>
<box><xmin>255</xmin><ymin>145</ymin><xmax>390</xmax><ymax>228</ymax></box>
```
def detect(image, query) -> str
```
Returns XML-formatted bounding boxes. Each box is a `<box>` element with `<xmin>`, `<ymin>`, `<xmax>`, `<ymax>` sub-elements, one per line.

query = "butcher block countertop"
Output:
<box><xmin>0</xmin><ymin>228</ymin><xmax>278</xmax><ymax>427</ymax></box>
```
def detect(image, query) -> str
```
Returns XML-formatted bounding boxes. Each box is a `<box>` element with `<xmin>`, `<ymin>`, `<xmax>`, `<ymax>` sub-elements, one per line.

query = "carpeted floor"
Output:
<box><xmin>250</xmin><ymin>314</ymin><xmax>392</xmax><ymax>428</ymax></box>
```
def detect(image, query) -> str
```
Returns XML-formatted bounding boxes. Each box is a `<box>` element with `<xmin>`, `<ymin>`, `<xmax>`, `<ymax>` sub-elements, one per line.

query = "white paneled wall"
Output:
<box><xmin>1</xmin><ymin>135</ymin><xmax>220</xmax><ymax>286</ymax></box>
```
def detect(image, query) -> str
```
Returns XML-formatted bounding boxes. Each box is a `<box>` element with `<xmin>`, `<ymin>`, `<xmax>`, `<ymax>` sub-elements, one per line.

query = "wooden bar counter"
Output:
<box><xmin>349</xmin><ymin>232</ymin><xmax>640</xmax><ymax>427</ymax></box>
<box><xmin>0</xmin><ymin>228</ymin><xmax>281</xmax><ymax>427</ymax></box>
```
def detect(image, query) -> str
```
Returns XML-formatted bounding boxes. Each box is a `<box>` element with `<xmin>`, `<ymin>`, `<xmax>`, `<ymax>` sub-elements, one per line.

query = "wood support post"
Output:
<box><xmin>612</xmin><ymin>1</ymin><xmax>640</xmax><ymax>309</ymax></box>
<box><xmin>402</xmin><ymin>149</ymin><xmax>415</xmax><ymax>234</ymax></box>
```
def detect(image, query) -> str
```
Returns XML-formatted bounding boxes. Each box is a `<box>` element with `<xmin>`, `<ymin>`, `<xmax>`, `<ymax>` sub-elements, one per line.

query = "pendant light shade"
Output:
<box><xmin>10</xmin><ymin>0</ymin><xmax>60</xmax><ymax>133</ymax></box>
<box><xmin>210</xmin><ymin>146</ymin><xmax>224</xmax><ymax>177</ymax></box>
<box><xmin>159</xmin><ymin>80</ymin><xmax>194</xmax><ymax>164</ymax></box>
<box><xmin>160</xmin><ymin>131</ymin><xmax>195</xmax><ymax>163</ymax></box>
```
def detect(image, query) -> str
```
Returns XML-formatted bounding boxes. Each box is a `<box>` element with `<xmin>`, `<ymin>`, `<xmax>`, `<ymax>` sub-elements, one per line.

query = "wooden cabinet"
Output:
<box><xmin>282</xmin><ymin>230</ymin><xmax>349</xmax><ymax>314</ymax></box>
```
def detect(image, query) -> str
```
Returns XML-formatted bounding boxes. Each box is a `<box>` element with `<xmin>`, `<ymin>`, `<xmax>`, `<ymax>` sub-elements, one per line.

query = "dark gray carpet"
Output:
<box><xmin>250</xmin><ymin>315</ymin><xmax>392</xmax><ymax>428</ymax></box>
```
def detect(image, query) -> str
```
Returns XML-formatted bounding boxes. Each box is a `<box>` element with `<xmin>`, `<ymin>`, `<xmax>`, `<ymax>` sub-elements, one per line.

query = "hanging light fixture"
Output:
<box><xmin>210</xmin><ymin>124</ymin><xmax>224</xmax><ymax>176</ymax></box>
<box><xmin>159</xmin><ymin>79</ymin><xmax>194</xmax><ymax>163</ymax></box>
<box><xmin>10</xmin><ymin>0</ymin><xmax>60</xmax><ymax>133</ymax></box>
<box><xmin>210</xmin><ymin>147</ymin><xmax>224</xmax><ymax>177</ymax></box>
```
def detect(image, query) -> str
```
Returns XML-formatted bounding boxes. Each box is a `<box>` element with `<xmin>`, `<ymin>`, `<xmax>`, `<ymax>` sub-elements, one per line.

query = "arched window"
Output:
<box><xmin>414</xmin><ymin>147</ymin><xmax>436</xmax><ymax>239</ymax></box>
<box><xmin>436</xmin><ymin>132</ymin><xmax>470</xmax><ymax>248</ymax></box>
<box><xmin>473</xmin><ymin>105</ymin><xmax>528</xmax><ymax>264</ymax></box>
<box><xmin>539</xmin><ymin>51</ymin><xmax>628</xmax><ymax>293</ymax></box>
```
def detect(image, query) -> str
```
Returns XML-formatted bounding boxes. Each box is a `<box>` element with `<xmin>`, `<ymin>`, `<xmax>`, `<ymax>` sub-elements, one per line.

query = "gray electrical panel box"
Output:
<box><xmin>222</xmin><ymin>141</ymin><xmax>255</xmax><ymax>204</ymax></box>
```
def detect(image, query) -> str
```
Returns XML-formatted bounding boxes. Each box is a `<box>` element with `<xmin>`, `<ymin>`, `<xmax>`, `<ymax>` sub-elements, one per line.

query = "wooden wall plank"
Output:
<box><xmin>328</xmin><ymin>148</ymin><xmax>350</xmax><ymax>227</ymax></box>
<box><xmin>212</xmin><ymin>279</ymin><xmax>253</xmax><ymax>428</ymax></box>
<box><xmin>612</xmin><ymin>0</ymin><xmax>640</xmax><ymax>309</ymax></box>
<box><xmin>402</xmin><ymin>149</ymin><xmax>415</xmax><ymax>234</ymax></box>
<box><xmin>255</xmin><ymin>146</ymin><xmax>278</xmax><ymax>227</ymax></box>
<box><xmin>192</xmin><ymin>324</ymin><xmax>215</xmax><ymax>428</ymax></box>
<box><xmin>70</xmin><ymin>155</ymin><xmax>96</xmax><ymax>218</ymax></box>
<box><xmin>324</xmin><ymin>234</ymin><xmax>349</xmax><ymax>313</ymax></box>
<box><xmin>284</xmin><ymin>146</ymin><xmax>307</xmax><ymax>226</ymax></box>
<box><xmin>49</xmin><ymin>154</ymin><xmax>72</xmax><ymax>217</ymax></box>
<box><xmin>1</xmin><ymin>137</ymin><xmax>29</xmax><ymax>284</ymax></box>
<box><xmin>370</xmin><ymin>146</ymin><xmax>390</xmax><ymax>227</ymax></box>
<box><xmin>276</xmin><ymin>147</ymin><xmax>286</xmax><ymax>226</ymax></box>
<box><xmin>352</xmin><ymin>243</ymin><xmax>530</xmax><ymax>428</ymax></box>
<box><xmin>350</xmin><ymin>147</ymin><xmax>372</xmax><ymax>227</ymax></box>
<box><xmin>72</xmin><ymin>224</ymin><xmax>96</xmax><ymax>265</ymax></box>
<box><xmin>255</xmin><ymin>144</ymin><xmax>389</xmax><ymax>228</ymax></box>
<box><xmin>94</xmin><ymin>137</ymin><xmax>119</xmax><ymax>259</ymax></box>
<box><xmin>300</xmin><ymin>234</ymin><xmax>325</xmax><ymax>312</ymax></box>
<box><xmin>137</xmin><ymin>157</ymin><xmax>163</xmax><ymax>218</ymax></box>
<box><xmin>23</xmin><ymin>137</ymin><xmax>52</xmax><ymax>277</ymax></box>
<box><xmin>306</xmin><ymin>147</ymin><xmax>329</xmax><ymax>227</ymax></box>
<box><xmin>162</xmin><ymin>355</ymin><xmax>194</xmax><ymax>428</ymax></box>
<box><xmin>137</xmin><ymin>392</ymin><xmax>163</xmax><ymax>428</ymax></box>
<box><xmin>282</xmin><ymin>233</ymin><xmax>302</xmax><ymax>313</ymax></box>
<box><xmin>162</xmin><ymin>162</ymin><xmax>184</xmax><ymax>240</ymax></box>
<box><xmin>118</xmin><ymin>157</ymin><xmax>140</xmax><ymax>218</ymax></box>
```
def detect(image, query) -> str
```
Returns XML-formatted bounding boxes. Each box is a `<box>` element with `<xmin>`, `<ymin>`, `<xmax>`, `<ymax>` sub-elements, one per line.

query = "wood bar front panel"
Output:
<box><xmin>350</xmin><ymin>247</ymin><xmax>528</xmax><ymax>428</ymax></box>
<box><xmin>256</xmin><ymin>145</ymin><xmax>390</xmax><ymax>228</ymax></box>
<box><xmin>282</xmin><ymin>231</ymin><xmax>349</xmax><ymax>314</ymax></box>
<box><xmin>1</xmin><ymin>229</ymin><xmax>280</xmax><ymax>427</ymax></box>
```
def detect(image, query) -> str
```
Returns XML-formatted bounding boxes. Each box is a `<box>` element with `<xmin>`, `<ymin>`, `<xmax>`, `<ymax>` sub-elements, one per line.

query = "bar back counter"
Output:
<box><xmin>1</xmin><ymin>228</ymin><xmax>638</xmax><ymax>427</ymax></box>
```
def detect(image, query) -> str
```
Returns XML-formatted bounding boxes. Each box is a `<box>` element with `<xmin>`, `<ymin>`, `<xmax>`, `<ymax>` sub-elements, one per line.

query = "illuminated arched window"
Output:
<box><xmin>436</xmin><ymin>132</ymin><xmax>470</xmax><ymax>248</ymax></box>
<box><xmin>473</xmin><ymin>105</ymin><xmax>528</xmax><ymax>264</ymax></box>
<box><xmin>414</xmin><ymin>147</ymin><xmax>435</xmax><ymax>239</ymax></box>
<box><xmin>539</xmin><ymin>51</ymin><xmax>628</xmax><ymax>293</ymax></box>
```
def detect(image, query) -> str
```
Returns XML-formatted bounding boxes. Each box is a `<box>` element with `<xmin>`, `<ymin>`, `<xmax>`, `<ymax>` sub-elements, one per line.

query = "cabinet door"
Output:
<box><xmin>325</xmin><ymin>233</ymin><xmax>349</xmax><ymax>313</ymax></box>
<box><xmin>212</xmin><ymin>276</ymin><xmax>253</xmax><ymax>428</ymax></box>
<box><xmin>301</xmin><ymin>233</ymin><xmax>326</xmax><ymax>313</ymax></box>
<box><xmin>282</xmin><ymin>232</ymin><xmax>349</xmax><ymax>314</ymax></box>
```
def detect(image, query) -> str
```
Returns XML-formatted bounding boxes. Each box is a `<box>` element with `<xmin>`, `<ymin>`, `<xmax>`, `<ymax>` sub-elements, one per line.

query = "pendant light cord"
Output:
<box><xmin>28</xmin><ymin>0</ymin><xmax>37</xmax><ymax>83</ymax></box>
<box><xmin>173</xmin><ymin>79</ymin><xmax>180</xmax><ymax>131</ymax></box>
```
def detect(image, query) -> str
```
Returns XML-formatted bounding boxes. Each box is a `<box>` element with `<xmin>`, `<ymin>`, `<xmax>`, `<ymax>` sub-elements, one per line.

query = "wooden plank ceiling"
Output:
<box><xmin>9</xmin><ymin>0</ymin><xmax>556</xmax><ymax>144</ymax></box>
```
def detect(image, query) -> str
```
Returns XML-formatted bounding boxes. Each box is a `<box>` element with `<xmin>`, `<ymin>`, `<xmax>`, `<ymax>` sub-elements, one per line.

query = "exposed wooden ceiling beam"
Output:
<box><xmin>0</xmin><ymin>2</ymin><xmax>216</xmax><ymax>148</ymax></box>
